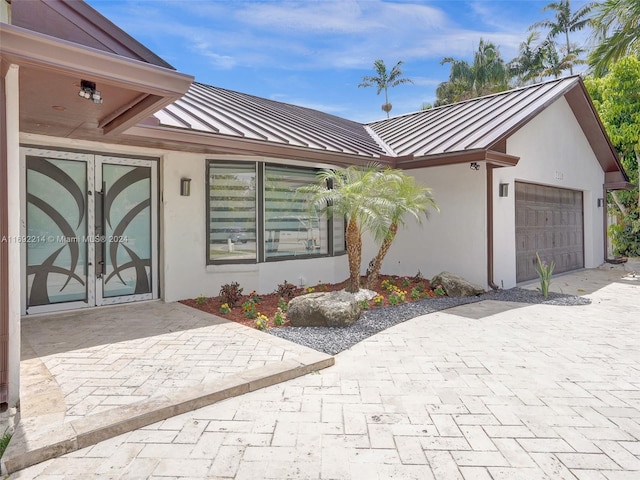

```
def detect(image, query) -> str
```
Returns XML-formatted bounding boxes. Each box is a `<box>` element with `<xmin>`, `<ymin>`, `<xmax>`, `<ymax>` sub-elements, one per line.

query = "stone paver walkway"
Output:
<box><xmin>3</xmin><ymin>301</ymin><xmax>333</xmax><ymax>473</ymax></box>
<box><xmin>7</xmin><ymin>268</ymin><xmax>640</xmax><ymax>479</ymax></box>
<box><xmin>22</xmin><ymin>302</ymin><xmax>322</xmax><ymax>422</ymax></box>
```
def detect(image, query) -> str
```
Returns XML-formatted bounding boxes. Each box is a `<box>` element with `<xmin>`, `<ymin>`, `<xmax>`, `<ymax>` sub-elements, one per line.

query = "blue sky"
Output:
<box><xmin>86</xmin><ymin>0</ymin><xmax>594</xmax><ymax>123</ymax></box>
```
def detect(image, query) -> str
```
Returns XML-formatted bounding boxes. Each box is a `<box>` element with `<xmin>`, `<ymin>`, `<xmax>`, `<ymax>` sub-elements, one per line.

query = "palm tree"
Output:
<box><xmin>530</xmin><ymin>0</ymin><xmax>594</xmax><ymax>75</ymax></box>
<box><xmin>359</xmin><ymin>60</ymin><xmax>413</xmax><ymax>118</ymax></box>
<box><xmin>509</xmin><ymin>32</ymin><xmax>547</xmax><ymax>86</ymax></box>
<box><xmin>436</xmin><ymin>39</ymin><xmax>509</xmax><ymax>105</ymax></box>
<box><xmin>365</xmin><ymin>170</ymin><xmax>439</xmax><ymax>289</ymax></box>
<box><xmin>541</xmin><ymin>40</ymin><xmax>586</xmax><ymax>78</ymax></box>
<box><xmin>298</xmin><ymin>166</ymin><xmax>392</xmax><ymax>293</ymax></box>
<box><xmin>589</xmin><ymin>0</ymin><xmax>640</xmax><ymax>76</ymax></box>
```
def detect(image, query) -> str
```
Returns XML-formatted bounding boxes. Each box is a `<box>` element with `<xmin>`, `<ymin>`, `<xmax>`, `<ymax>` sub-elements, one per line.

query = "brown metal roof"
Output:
<box><xmin>150</xmin><ymin>77</ymin><xmax>625</xmax><ymax>181</ymax></box>
<box><xmin>154</xmin><ymin>82</ymin><xmax>387</xmax><ymax>157</ymax></box>
<box><xmin>367</xmin><ymin>76</ymin><xmax>583</xmax><ymax>157</ymax></box>
<box><xmin>11</xmin><ymin>0</ymin><xmax>175</xmax><ymax>70</ymax></box>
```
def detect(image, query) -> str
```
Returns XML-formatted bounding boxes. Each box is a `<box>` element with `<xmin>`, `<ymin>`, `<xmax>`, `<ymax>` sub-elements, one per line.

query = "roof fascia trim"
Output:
<box><xmin>565</xmin><ymin>80</ymin><xmax>628</xmax><ymax>180</ymax></box>
<box><xmin>0</xmin><ymin>24</ymin><xmax>193</xmax><ymax>96</ymax></box>
<box><xmin>55</xmin><ymin>0</ymin><xmax>175</xmax><ymax>69</ymax></box>
<box><xmin>605</xmin><ymin>171</ymin><xmax>633</xmax><ymax>190</ymax></box>
<box><xmin>486</xmin><ymin>77</ymin><xmax>581</xmax><ymax>152</ymax></box>
<box><xmin>395</xmin><ymin>149</ymin><xmax>519</xmax><ymax>170</ymax></box>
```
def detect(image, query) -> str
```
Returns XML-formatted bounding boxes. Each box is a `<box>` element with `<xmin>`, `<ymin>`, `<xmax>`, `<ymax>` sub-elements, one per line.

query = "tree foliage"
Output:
<box><xmin>434</xmin><ymin>1</ymin><xmax>598</xmax><ymax>106</ymax></box>
<box><xmin>530</xmin><ymin>0</ymin><xmax>595</xmax><ymax>75</ymax></box>
<box><xmin>584</xmin><ymin>56</ymin><xmax>640</xmax><ymax>255</ymax></box>
<box><xmin>298</xmin><ymin>166</ymin><xmax>391</xmax><ymax>292</ymax></box>
<box><xmin>509</xmin><ymin>32</ymin><xmax>547</xmax><ymax>86</ymax></box>
<box><xmin>359</xmin><ymin>60</ymin><xmax>413</xmax><ymax>118</ymax></box>
<box><xmin>589</xmin><ymin>0</ymin><xmax>640</xmax><ymax>76</ymax></box>
<box><xmin>365</xmin><ymin>170</ymin><xmax>438</xmax><ymax>288</ymax></box>
<box><xmin>436</xmin><ymin>39</ymin><xmax>509</xmax><ymax>106</ymax></box>
<box><xmin>299</xmin><ymin>166</ymin><xmax>437</xmax><ymax>292</ymax></box>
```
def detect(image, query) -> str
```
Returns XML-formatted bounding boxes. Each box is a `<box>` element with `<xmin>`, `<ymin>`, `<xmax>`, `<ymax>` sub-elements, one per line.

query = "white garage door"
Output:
<box><xmin>515</xmin><ymin>182</ymin><xmax>584</xmax><ymax>283</ymax></box>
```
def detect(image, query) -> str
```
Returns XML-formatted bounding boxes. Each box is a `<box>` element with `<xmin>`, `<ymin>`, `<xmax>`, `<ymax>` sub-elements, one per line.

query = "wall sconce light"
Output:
<box><xmin>470</xmin><ymin>162</ymin><xmax>480</xmax><ymax>171</ymax></box>
<box><xmin>597</xmin><ymin>198</ymin><xmax>604</xmax><ymax>207</ymax></box>
<box><xmin>78</xmin><ymin>80</ymin><xmax>103</xmax><ymax>104</ymax></box>
<box><xmin>499</xmin><ymin>183</ymin><xmax>509</xmax><ymax>197</ymax></box>
<box><xmin>180</xmin><ymin>178</ymin><xmax>191</xmax><ymax>196</ymax></box>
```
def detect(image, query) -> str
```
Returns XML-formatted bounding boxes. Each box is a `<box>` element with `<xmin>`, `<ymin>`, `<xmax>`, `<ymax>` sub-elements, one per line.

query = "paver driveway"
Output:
<box><xmin>10</xmin><ymin>269</ymin><xmax>640</xmax><ymax>479</ymax></box>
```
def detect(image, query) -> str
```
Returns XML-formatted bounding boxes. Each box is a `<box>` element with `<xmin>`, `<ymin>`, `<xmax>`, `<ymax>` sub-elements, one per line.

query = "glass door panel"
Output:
<box><xmin>97</xmin><ymin>157</ymin><xmax>156</xmax><ymax>305</ymax></box>
<box><xmin>22</xmin><ymin>149</ymin><xmax>158</xmax><ymax>313</ymax></box>
<box><xmin>25</xmin><ymin>156</ymin><xmax>90</xmax><ymax>308</ymax></box>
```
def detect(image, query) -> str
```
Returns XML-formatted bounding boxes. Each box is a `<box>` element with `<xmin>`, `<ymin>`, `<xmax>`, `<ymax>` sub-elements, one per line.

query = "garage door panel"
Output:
<box><xmin>515</xmin><ymin>182</ymin><xmax>584</xmax><ymax>283</ymax></box>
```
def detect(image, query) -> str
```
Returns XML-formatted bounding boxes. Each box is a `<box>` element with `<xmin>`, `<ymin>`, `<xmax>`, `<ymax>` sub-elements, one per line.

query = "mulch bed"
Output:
<box><xmin>180</xmin><ymin>274</ymin><xmax>443</xmax><ymax>330</ymax></box>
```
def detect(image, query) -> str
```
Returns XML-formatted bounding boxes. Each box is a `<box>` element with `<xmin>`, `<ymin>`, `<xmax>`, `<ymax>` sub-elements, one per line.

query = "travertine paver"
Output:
<box><xmin>20</xmin><ymin>302</ymin><xmax>318</xmax><ymax>422</ymax></box>
<box><xmin>10</xmin><ymin>268</ymin><xmax>640</xmax><ymax>479</ymax></box>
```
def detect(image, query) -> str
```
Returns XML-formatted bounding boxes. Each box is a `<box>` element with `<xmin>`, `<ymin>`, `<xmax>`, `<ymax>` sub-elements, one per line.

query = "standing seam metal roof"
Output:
<box><xmin>154</xmin><ymin>82</ymin><xmax>387</xmax><ymax>157</ymax></box>
<box><xmin>154</xmin><ymin>77</ymin><xmax>582</xmax><ymax>159</ymax></box>
<box><xmin>366</xmin><ymin>77</ymin><xmax>581</xmax><ymax>157</ymax></box>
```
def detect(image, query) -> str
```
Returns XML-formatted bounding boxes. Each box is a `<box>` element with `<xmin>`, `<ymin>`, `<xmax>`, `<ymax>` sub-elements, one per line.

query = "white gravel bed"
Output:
<box><xmin>268</xmin><ymin>287</ymin><xmax>590</xmax><ymax>355</ymax></box>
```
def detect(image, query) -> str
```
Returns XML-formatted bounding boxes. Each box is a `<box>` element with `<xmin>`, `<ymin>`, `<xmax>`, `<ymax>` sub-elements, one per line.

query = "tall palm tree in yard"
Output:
<box><xmin>298</xmin><ymin>166</ymin><xmax>392</xmax><ymax>293</ymax></box>
<box><xmin>541</xmin><ymin>40</ymin><xmax>586</xmax><ymax>78</ymax></box>
<box><xmin>359</xmin><ymin>60</ymin><xmax>413</xmax><ymax>118</ymax></box>
<box><xmin>436</xmin><ymin>39</ymin><xmax>509</xmax><ymax>105</ymax></box>
<box><xmin>530</xmin><ymin>0</ymin><xmax>594</xmax><ymax>75</ymax></box>
<box><xmin>509</xmin><ymin>32</ymin><xmax>547</xmax><ymax>86</ymax></box>
<box><xmin>365</xmin><ymin>170</ymin><xmax>439</xmax><ymax>289</ymax></box>
<box><xmin>589</xmin><ymin>0</ymin><xmax>640</xmax><ymax>76</ymax></box>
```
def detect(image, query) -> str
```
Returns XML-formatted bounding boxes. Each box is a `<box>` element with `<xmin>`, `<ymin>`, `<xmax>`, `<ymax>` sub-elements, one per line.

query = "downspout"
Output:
<box><xmin>603</xmin><ymin>185</ymin><xmax>608</xmax><ymax>261</ymax></box>
<box><xmin>486</xmin><ymin>164</ymin><xmax>499</xmax><ymax>290</ymax></box>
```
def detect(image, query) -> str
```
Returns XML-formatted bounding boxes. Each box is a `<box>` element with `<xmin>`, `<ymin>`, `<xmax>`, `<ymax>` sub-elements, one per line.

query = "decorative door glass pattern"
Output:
<box><xmin>22</xmin><ymin>148</ymin><xmax>157</xmax><ymax>313</ymax></box>
<box><xmin>26</xmin><ymin>156</ymin><xmax>89</xmax><ymax>306</ymax></box>
<box><xmin>100</xmin><ymin>163</ymin><xmax>152</xmax><ymax>299</ymax></box>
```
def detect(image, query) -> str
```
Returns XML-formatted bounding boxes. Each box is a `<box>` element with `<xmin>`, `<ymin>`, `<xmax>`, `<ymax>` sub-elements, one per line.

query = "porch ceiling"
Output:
<box><xmin>1</xmin><ymin>23</ymin><xmax>193</xmax><ymax>139</ymax></box>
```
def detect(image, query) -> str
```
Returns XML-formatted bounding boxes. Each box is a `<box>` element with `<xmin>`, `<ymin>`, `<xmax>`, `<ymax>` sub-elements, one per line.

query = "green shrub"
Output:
<box><xmin>254</xmin><ymin>313</ymin><xmax>269</xmax><ymax>330</ymax></box>
<box><xmin>273</xmin><ymin>308</ymin><xmax>285</xmax><ymax>326</ymax></box>
<box><xmin>277</xmin><ymin>297</ymin><xmax>288</xmax><ymax>312</ymax></box>
<box><xmin>242</xmin><ymin>300</ymin><xmax>258</xmax><ymax>319</ymax></box>
<box><xmin>388</xmin><ymin>288</ymin><xmax>406</xmax><ymax>305</ymax></box>
<box><xmin>609</xmin><ymin>212</ymin><xmax>640</xmax><ymax>257</ymax></box>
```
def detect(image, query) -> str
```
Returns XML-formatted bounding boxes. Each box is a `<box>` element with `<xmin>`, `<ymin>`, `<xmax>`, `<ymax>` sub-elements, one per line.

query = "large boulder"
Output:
<box><xmin>288</xmin><ymin>291</ymin><xmax>361</xmax><ymax>327</ymax></box>
<box><xmin>430</xmin><ymin>271</ymin><xmax>484</xmax><ymax>297</ymax></box>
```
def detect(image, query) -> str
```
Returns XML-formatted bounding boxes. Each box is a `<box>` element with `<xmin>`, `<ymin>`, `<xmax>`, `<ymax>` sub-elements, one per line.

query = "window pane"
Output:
<box><xmin>208</xmin><ymin>162</ymin><xmax>256</xmax><ymax>262</ymax></box>
<box><xmin>333</xmin><ymin>214</ymin><xmax>346</xmax><ymax>254</ymax></box>
<box><xmin>265</xmin><ymin>166</ymin><xmax>328</xmax><ymax>259</ymax></box>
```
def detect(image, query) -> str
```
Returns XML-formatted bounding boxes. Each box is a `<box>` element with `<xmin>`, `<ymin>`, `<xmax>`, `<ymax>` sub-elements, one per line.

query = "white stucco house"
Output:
<box><xmin>0</xmin><ymin>0</ymin><xmax>629</xmax><ymax>407</ymax></box>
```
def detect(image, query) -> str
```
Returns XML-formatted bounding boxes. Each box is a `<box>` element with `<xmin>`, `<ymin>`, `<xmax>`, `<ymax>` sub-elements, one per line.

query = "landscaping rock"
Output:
<box><xmin>430</xmin><ymin>271</ymin><xmax>484</xmax><ymax>297</ymax></box>
<box><xmin>288</xmin><ymin>291</ymin><xmax>361</xmax><ymax>327</ymax></box>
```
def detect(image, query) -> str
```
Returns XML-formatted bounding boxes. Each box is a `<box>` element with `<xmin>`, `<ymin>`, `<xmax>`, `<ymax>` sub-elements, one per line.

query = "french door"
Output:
<box><xmin>22</xmin><ymin>148</ymin><xmax>158</xmax><ymax>314</ymax></box>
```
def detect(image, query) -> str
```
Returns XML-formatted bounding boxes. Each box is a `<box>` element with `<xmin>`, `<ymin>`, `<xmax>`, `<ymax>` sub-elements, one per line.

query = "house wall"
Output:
<box><xmin>493</xmin><ymin>96</ymin><xmax>605</xmax><ymax>288</ymax></box>
<box><xmin>161</xmin><ymin>152</ymin><xmax>349</xmax><ymax>300</ymax></box>
<box><xmin>20</xmin><ymin>133</ymin><xmax>349</xmax><ymax>301</ymax></box>
<box><xmin>361</xmin><ymin>162</ymin><xmax>488</xmax><ymax>288</ymax></box>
